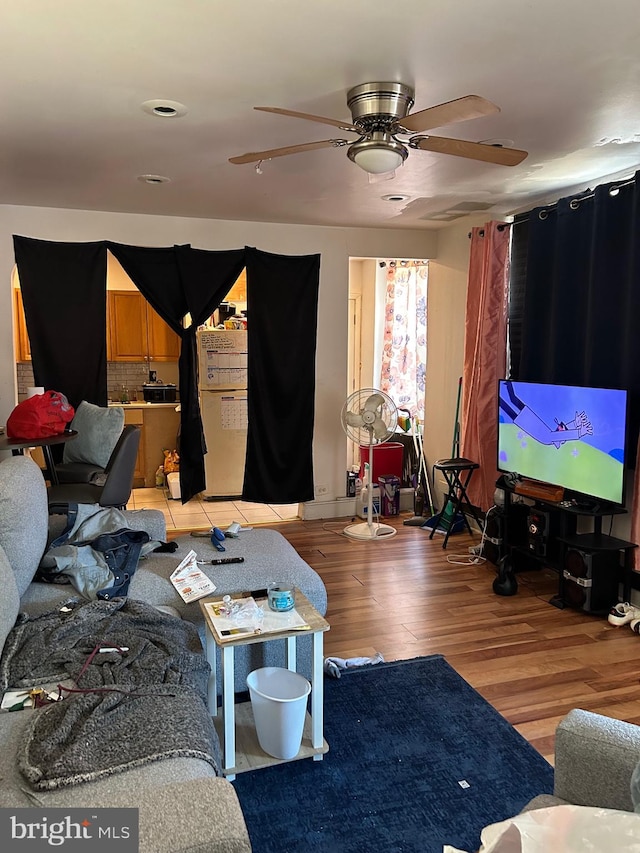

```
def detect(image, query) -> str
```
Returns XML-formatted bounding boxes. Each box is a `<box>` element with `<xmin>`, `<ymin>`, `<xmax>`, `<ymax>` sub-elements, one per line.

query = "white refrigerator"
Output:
<box><xmin>197</xmin><ymin>329</ymin><xmax>248</xmax><ymax>498</ymax></box>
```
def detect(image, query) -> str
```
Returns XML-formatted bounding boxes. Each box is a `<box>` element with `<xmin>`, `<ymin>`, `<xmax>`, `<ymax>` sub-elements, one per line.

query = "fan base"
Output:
<box><xmin>343</xmin><ymin>521</ymin><xmax>397</xmax><ymax>541</ymax></box>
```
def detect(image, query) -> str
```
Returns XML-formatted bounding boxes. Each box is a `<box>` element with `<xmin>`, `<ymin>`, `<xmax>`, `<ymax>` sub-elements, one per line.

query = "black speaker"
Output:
<box><xmin>561</xmin><ymin>548</ymin><xmax>620</xmax><ymax>613</ymax></box>
<box><xmin>527</xmin><ymin>508</ymin><xmax>561</xmax><ymax>559</ymax></box>
<box><xmin>484</xmin><ymin>509</ymin><xmax>504</xmax><ymax>566</ymax></box>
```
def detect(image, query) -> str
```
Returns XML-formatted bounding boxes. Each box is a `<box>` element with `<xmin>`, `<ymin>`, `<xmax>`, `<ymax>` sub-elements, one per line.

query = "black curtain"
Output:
<box><xmin>242</xmin><ymin>247</ymin><xmax>320</xmax><ymax>503</ymax></box>
<box><xmin>12</xmin><ymin>238</ymin><xmax>319</xmax><ymax>505</ymax></box>
<box><xmin>107</xmin><ymin>243</ymin><xmax>247</xmax><ymax>503</ymax></box>
<box><xmin>511</xmin><ymin>170</ymin><xmax>640</xmax><ymax>457</ymax></box>
<box><xmin>13</xmin><ymin>236</ymin><xmax>108</xmax><ymax>411</ymax></box>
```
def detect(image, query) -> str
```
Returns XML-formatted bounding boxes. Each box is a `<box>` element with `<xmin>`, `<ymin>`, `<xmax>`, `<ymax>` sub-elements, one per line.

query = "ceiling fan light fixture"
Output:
<box><xmin>348</xmin><ymin>135</ymin><xmax>407</xmax><ymax>174</ymax></box>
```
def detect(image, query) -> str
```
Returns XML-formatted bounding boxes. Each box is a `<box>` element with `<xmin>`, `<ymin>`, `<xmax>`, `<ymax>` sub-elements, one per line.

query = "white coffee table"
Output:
<box><xmin>200</xmin><ymin>589</ymin><xmax>329</xmax><ymax>780</ymax></box>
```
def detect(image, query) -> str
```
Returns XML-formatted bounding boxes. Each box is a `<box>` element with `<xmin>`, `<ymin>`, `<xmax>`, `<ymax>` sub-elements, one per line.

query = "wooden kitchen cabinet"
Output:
<box><xmin>14</xmin><ymin>287</ymin><xmax>179</xmax><ymax>366</ymax></box>
<box><xmin>119</xmin><ymin>403</ymin><xmax>180</xmax><ymax>487</ymax></box>
<box><xmin>147</xmin><ymin>305</ymin><xmax>181</xmax><ymax>361</ymax></box>
<box><xmin>108</xmin><ymin>290</ymin><xmax>180</xmax><ymax>362</ymax></box>
<box><xmin>123</xmin><ymin>407</ymin><xmax>145</xmax><ymax>488</ymax></box>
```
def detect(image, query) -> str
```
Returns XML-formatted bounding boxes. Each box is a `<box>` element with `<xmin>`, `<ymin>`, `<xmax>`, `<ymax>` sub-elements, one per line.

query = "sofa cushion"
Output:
<box><xmin>63</xmin><ymin>401</ymin><xmax>124</xmax><ymax>468</ymax></box>
<box><xmin>0</xmin><ymin>546</ymin><xmax>20</xmax><ymax>658</ymax></box>
<box><xmin>0</xmin><ymin>455</ymin><xmax>48</xmax><ymax>596</ymax></box>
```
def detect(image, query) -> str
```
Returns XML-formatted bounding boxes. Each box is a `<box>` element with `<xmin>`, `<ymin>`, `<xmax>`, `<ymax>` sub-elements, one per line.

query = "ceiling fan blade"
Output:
<box><xmin>412</xmin><ymin>135</ymin><xmax>528</xmax><ymax>166</ymax></box>
<box><xmin>399</xmin><ymin>95</ymin><xmax>500</xmax><ymax>133</ymax></box>
<box><xmin>229</xmin><ymin>139</ymin><xmax>346</xmax><ymax>165</ymax></box>
<box><xmin>255</xmin><ymin>107</ymin><xmax>359</xmax><ymax>133</ymax></box>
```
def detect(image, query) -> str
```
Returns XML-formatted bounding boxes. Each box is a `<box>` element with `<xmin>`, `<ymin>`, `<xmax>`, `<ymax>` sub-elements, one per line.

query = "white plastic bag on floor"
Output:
<box><xmin>443</xmin><ymin>805</ymin><xmax>640</xmax><ymax>853</ymax></box>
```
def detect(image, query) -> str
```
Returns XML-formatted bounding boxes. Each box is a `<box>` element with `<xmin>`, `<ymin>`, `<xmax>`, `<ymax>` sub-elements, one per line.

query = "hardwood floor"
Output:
<box><xmin>262</xmin><ymin>513</ymin><xmax>640</xmax><ymax>764</ymax></box>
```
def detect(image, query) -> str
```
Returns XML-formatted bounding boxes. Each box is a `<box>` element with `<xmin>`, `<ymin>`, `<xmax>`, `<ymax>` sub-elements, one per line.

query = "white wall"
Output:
<box><xmin>423</xmin><ymin>215</ymin><xmax>487</xmax><ymax>507</ymax></box>
<box><xmin>0</xmin><ymin>204</ymin><xmax>437</xmax><ymax>507</ymax></box>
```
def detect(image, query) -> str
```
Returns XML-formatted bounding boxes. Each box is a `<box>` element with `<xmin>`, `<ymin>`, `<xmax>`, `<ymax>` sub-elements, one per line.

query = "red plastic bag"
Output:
<box><xmin>7</xmin><ymin>391</ymin><xmax>75</xmax><ymax>440</ymax></box>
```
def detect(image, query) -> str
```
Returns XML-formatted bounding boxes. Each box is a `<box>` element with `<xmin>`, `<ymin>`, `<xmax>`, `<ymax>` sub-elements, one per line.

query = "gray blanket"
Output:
<box><xmin>1</xmin><ymin>598</ymin><xmax>221</xmax><ymax>789</ymax></box>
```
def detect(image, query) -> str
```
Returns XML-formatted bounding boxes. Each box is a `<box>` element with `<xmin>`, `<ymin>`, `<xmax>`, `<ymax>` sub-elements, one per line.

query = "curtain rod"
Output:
<box><xmin>379</xmin><ymin>259</ymin><xmax>428</xmax><ymax>267</ymax></box>
<box><xmin>467</xmin><ymin>223</ymin><xmax>508</xmax><ymax>239</ymax></box>
<box><xmin>514</xmin><ymin>175</ymin><xmax>637</xmax><ymax>224</ymax></box>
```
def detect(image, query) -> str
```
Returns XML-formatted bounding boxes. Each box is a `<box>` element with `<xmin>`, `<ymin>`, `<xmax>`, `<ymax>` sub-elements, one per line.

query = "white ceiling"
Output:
<box><xmin>2</xmin><ymin>0</ymin><xmax>640</xmax><ymax>231</ymax></box>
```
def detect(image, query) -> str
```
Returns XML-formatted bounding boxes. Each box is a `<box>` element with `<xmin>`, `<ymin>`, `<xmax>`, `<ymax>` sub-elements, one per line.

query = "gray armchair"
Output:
<box><xmin>47</xmin><ymin>425</ymin><xmax>141</xmax><ymax>510</ymax></box>
<box><xmin>524</xmin><ymin>709</ymin><xmax>640</xmax><ymax>814</ymax></box>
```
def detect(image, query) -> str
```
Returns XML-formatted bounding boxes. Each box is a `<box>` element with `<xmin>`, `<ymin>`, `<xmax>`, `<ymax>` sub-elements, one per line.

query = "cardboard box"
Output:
<box><xmin>378</xmin><ymin>475</ymin><xmax>400</xmax><ymax>516</ymax></box>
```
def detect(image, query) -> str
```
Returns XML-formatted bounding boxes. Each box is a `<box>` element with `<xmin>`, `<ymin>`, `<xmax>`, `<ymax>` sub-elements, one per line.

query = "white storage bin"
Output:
<box><xmin>167</xmin><ymin>471</ymin><xmax>181</xmax><ymax>500</ymax></box>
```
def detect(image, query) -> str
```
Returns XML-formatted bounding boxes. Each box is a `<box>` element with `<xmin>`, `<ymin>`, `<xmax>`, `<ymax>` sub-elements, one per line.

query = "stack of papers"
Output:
<box><xmin>204</xmin><ymin>596</ymin><xmax>309</xmax><ymax>641</ymax></box>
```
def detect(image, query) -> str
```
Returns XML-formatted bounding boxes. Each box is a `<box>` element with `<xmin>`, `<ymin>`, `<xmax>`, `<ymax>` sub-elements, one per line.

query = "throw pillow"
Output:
<box><xmin>63</xmin><ymin>401</ymin><xmax>124</xmax><ymax>469</ymax></box>
<box><xmin>0</xmin><ymin>455</ymin><xmax>48</xmax><ymax>596</ymax></box>
<box><xmin>0</xmin><ymin>546</ymin><xmax>20</xmax><ymax>659</ymax></box>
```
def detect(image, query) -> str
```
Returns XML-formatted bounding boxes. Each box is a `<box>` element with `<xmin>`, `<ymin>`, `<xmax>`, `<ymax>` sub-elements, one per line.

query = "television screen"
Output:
<box><xmin>497</xmin><ymin>380</ymin><xmax>628</xmax><ymax>506</ymax></box>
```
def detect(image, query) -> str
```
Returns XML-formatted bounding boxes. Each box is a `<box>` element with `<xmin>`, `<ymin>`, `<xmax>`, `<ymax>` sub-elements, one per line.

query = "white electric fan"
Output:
<box><xmin>341</xmin><ymin>388</ymin><xmax>398</xmax><ymax>540</ymax></box>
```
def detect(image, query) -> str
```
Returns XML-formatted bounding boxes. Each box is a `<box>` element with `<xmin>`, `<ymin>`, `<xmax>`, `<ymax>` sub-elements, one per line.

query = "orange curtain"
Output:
<box><xmin>460</xmin><ymin>222</ymin><xmax>511</xmax><ymax>511</ymax></box>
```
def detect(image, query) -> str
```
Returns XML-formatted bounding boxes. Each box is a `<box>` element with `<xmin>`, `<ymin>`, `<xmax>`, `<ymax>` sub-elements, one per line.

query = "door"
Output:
<box><xmin>108</xmin><ymin>291</ymin><xmax>148</xmax><ymax>361</ymax></box>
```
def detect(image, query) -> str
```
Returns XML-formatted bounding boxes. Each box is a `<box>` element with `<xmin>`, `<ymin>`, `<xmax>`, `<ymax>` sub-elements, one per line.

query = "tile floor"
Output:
<box><xmin>127</xmin><ymin>487</ymin><xmax>300</xmax><ymax>533</ymax></box>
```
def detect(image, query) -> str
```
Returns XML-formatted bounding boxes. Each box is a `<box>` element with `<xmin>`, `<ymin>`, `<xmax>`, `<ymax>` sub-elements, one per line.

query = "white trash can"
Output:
<box><xmin>247</xmin><ymin>667</ymin><xmax>311</xmax><ymax>760</ymax></box>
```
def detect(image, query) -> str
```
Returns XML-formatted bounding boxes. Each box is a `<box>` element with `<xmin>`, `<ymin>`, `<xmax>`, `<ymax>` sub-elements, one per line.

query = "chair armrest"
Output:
<box><xmin>135</xmin><ymin>778</ymin><xmax>252</xmax><ymax>853</ymax></box>
<box><xmin>61</xmin><ymin>778</ymin><xmax>251</xmax><ymax>853</ymax></box>
<box><xmin>554</xmin><ymin>708</ymin><xmax>640</xmax><ymax>811</ymax></box>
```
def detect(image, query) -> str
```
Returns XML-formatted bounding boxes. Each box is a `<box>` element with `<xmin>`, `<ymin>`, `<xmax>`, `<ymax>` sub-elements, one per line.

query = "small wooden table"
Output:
<box><xmin>0</xmin><ymin>430</ymin><xmax>78</xmax><ymax>485</ymax></box>
<box><xmin>200</xmin><ymin>590</ymin><xmax>330</xmax><ymax>780</ymax></box>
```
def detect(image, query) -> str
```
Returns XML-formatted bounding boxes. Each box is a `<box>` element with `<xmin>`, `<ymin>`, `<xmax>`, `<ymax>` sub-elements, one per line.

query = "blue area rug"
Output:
<box><xmin>232</xmin><ymin>654</ymin><xmax>554</xmax><ymax>853</ymax></box>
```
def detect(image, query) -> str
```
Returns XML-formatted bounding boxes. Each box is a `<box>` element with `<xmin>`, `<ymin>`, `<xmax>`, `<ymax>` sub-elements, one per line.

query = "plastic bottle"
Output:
<box><xmin>359</xmin><ymin>483</ymin><xmax>369</xmax><ymax>519</ymax></box>
<box><xmin>155</xmin><ymin>465</ymin><xmax>165</xmax><ymax>488</ymax></box>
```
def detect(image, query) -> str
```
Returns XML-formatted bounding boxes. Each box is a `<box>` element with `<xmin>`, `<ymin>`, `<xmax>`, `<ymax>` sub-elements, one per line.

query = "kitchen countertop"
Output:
<box><xmin>108</xmin><ymin>402</ymin><xmax>180</xmax><ymax>409</ymax></box>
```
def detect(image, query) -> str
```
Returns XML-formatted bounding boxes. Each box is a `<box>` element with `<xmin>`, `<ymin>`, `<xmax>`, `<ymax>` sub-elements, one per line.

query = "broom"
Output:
<box><xmin>423</xmin><ymin>377</ymin><xmax>464</xmax><ymax>534</ymax></box>
<box><xmin>403</xmin><ymin>415</ymin><xmax>434</xmax><ymax>526</ymax></box>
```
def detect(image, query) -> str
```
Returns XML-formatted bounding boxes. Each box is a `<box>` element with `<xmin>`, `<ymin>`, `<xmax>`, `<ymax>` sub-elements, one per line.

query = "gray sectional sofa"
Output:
<box><xmin>524</xmin><ymin>708</ymin><xmax>640</xmax><ymax>814</ymax></box>
<box><xmin>0</xmin><ymin>454</ymin><xmax>328</xmax><ymax>852</ymax></box>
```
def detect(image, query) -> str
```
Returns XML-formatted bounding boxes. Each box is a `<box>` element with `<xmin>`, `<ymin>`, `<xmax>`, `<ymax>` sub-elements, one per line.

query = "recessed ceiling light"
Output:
<box><xmin>381</xmin><ymin>193</ymin><xmax>411</xmax><ymax>202</ymax></box>
<box><xmin>137</xmin><ymin>174</ymin><xmax>171</xmax><ymax>184</ymax></box>
<box><xmin>141</xmin><ymin>99</ymin><xmax>188</xmax><ymax>118</ymax></box>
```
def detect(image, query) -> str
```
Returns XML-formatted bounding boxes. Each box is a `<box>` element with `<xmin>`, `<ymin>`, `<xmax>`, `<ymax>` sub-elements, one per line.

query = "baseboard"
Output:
<box><xmin>302</xmin><ymin>497</ymin><xmax>355</xmax><ymax>520</ymax></box>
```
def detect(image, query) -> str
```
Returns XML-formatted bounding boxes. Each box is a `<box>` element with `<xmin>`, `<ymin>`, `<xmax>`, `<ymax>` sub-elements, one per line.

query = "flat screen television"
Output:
<box><xmin>497</xmin><ymin>379</ymin><xmax>628</xmax><ymax>507</ymax></box>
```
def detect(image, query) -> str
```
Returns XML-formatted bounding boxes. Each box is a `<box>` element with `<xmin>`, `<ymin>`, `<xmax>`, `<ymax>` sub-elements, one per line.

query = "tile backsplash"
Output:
<box><xmin>17</xmin><ymin>362</ymin><xmax>179</xmax><ymax>402</ymax></box>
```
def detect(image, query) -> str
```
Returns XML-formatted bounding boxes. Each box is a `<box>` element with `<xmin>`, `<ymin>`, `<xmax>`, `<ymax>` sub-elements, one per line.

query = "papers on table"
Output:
<box><xmin>204</xmin><ymin>596</ymin><xmax>309</xmax><ymax>641</ymax></box>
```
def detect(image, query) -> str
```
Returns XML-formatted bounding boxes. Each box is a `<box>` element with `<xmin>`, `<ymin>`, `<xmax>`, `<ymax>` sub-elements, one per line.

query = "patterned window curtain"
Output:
<box><xmin>379</xmin><ymin>261</ymin><xmax>427</xmax><ymax>419</ymax></box>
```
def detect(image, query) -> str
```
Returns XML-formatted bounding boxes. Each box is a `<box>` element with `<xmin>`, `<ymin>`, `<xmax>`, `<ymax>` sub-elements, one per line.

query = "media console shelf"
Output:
<box><xmin>500</xmin><ymin>482</ymin><xmax>637</xmax><ymax>614</ymax></box>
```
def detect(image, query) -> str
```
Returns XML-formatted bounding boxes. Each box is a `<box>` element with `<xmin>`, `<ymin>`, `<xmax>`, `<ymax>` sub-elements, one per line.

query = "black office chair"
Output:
<box><xmin>47</xmin><ymin>425</ymin><xmax>141</xmax><ymax>510</ymax></box>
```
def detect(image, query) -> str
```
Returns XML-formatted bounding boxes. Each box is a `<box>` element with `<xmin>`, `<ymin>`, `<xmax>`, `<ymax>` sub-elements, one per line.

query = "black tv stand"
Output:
<box><xmin>499</xmin><ymin>483</ymin><xmax>637</xmax><ymax>613</ymax></box>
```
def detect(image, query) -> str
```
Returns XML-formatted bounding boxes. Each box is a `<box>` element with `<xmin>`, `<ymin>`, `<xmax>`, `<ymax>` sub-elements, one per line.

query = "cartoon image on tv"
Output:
<box><xmin>499</xmin><ymin>380</ymin><xmax>593</xmax><ymax>449</ymax></box>
<box><xmin>498</xmin><ymin>380</ymin><xmax>627</xmax><ymax>505</ymax></box>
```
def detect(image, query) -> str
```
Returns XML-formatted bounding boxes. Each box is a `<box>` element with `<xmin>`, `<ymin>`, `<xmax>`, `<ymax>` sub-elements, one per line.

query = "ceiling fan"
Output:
<box><xmin>229</xmin><ymin>82</ymin><xmax>528</xmax><ymax>175</ymax></box>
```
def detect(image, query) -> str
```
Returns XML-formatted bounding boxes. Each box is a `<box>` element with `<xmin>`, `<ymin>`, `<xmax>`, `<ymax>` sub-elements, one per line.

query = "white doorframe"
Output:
<box><xmin>346</xmin><ymin>293</ymin><xmax>362</xmax><ymax>469</ymax></box>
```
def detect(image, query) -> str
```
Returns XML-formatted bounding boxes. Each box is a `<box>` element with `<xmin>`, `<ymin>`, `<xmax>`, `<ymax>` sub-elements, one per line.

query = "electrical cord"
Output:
<box><xmin>445</xmin><ymin>504</ymin><xmax>499</xmax><ymax>566</ymax></box>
